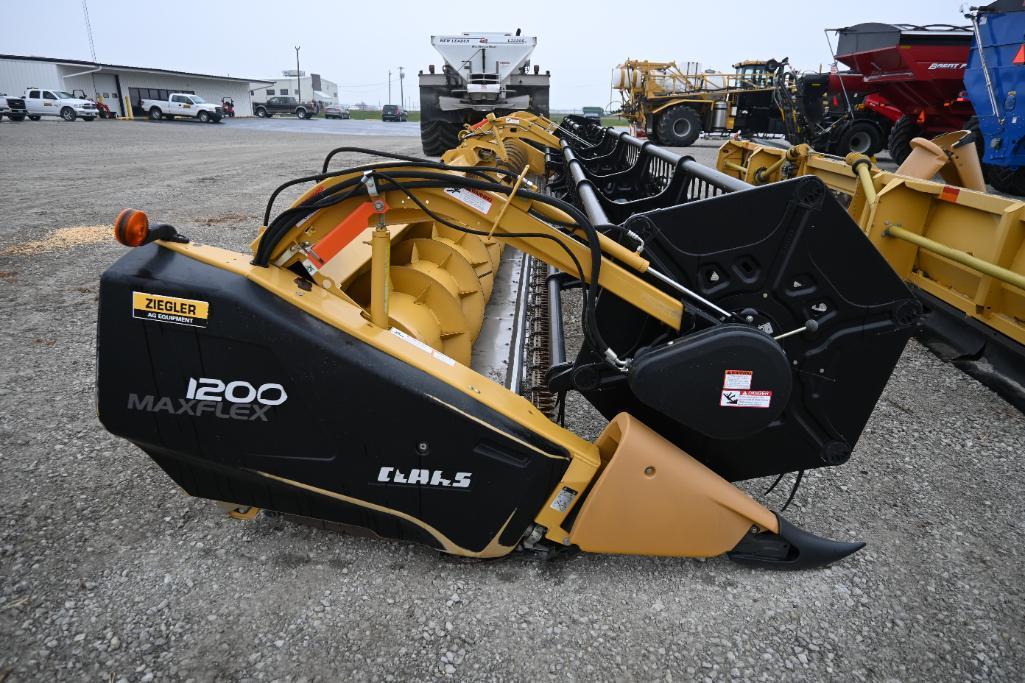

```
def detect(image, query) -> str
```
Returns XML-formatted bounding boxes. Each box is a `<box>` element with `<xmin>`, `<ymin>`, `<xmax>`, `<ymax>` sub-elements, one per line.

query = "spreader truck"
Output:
<box><xmin>418</xmin><ymin>31</ymin><xmax>550</xmax><ymax>155</ymax></box>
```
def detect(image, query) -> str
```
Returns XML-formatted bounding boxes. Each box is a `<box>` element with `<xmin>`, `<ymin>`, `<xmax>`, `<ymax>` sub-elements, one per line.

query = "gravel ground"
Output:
<box><xmin>1</xmin><ymin>119</ymin><xmax>1023</xmax><ymax>682</ymax></box>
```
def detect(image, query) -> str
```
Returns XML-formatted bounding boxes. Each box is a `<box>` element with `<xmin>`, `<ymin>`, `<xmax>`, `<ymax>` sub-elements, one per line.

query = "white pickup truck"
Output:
<box><xmin>23</xmin><ymin>88</ymin><xmax>98</xmax><ymax>121</ymax></box>
<box><xmin>141</xmin><ymin>94</ymin><xmax>223</xmax><ymax>123</ymax></box>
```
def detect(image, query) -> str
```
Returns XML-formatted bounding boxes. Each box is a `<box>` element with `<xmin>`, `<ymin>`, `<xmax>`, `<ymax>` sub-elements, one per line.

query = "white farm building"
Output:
<box><xmin>0</xmin><ymin>54</ymin><xmax>270</xmax><ymax>118</ymax></box>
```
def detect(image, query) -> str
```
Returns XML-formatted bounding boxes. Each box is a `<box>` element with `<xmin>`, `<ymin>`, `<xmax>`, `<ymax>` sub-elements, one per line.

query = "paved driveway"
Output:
<box><xmin>222</xmin><ymin>116</ymin><xmax>420</xmax><ymax>137</ymax></box>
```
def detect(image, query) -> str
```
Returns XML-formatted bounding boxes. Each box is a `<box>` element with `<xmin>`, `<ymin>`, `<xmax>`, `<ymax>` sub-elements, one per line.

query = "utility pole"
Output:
<box><xmin>388</xmin><ymin>70</ymin><xmax>392</xmax><ymax>104</ymax></box>
<box><xmin>295</xmin><ymin>46</ymin><xmax>301</xmax><ymax>102</ymax></box>
<box><xmin>398</xmin><ymin>67</ymin><xmax>405</xmax><ymax>110</ymax></box>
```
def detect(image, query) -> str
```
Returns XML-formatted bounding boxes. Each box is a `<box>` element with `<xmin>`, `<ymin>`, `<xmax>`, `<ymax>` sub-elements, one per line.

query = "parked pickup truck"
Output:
<box><xmin>23</xmin><ymin>88</ymin><xmax>97</xmax><ymax>121</ymax></box>
<box><xmin>0</xmin><ymin>93</ymin><xmax>28</xmax><ymax>121</ymax></box>
<box><xmin>142</xmin><ymin>94</ymin><xmax>223</xmax><ymax>123</ymax></box>
<box><xmin>253</xmin><ymin>96</ymin><xmax>313</xmax><ymax>119</ymax></box>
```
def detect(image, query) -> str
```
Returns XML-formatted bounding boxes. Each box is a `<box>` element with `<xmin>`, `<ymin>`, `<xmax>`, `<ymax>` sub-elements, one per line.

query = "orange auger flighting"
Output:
<box><xmin>95</xmin><ymin>113</ymin><xmax>918</xmax><ymax>569</ymax></box>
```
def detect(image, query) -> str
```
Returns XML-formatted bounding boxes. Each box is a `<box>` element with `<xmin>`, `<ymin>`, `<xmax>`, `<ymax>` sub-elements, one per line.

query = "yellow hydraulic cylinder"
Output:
<box><xmin>723</xmin><ymin>160</ymin><xmax>748</xmax><ymax>175</ymax></box>
<box><xmin>369</xmin><ymin>226</ymin><xmax>391</xmax><ymax>328</ymax></box>
<box><xmin>846</xmin><ymin>154</ymin><xmax>877</xmax><ymax>204</ymax></box>
<box><xmin>884</xmin><ymin>225</ymin><xmax>1025</xmax><ymax>292</ymax></box>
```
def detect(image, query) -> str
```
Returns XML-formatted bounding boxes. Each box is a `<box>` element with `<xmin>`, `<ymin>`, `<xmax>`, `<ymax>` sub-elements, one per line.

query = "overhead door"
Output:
<box><xmin>92</xmin><ymin>73</ymin><xmax>120</xmax><ymax>115</ymax></box>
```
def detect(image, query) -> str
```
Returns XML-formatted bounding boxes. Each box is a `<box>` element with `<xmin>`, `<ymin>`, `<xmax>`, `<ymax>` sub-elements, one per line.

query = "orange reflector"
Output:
<box><xmin>940</xmin><ymin>186</ymin><xmax>960</xmax><ymax>203</ymax></box>
<box><xmin>114</xmin><ymin>208</ymin><xmax>150</xmax><ymax>247</ymax></box>
<box><xmin>1014</xmin><ymin>44</ymin><xmax>1025</xmax><ymax>65</ymax></box>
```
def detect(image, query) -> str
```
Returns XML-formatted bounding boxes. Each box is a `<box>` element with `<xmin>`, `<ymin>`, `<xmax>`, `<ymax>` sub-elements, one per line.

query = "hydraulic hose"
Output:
<box><xmin>263</xmin><ymin>159</ymin><xmax>522</xmax><ymax>226</ymax></box>
<box><xmin>255</xmin><ymin>164</ymin><xmax>621</xmax><ymax>366</ymax></box>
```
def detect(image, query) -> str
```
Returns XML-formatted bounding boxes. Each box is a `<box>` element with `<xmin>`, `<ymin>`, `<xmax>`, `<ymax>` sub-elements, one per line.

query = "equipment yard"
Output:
<box><xmin>1</xmin><ymin>120</ymin><xmax>1023</xmax><ymax>681</ymax></box>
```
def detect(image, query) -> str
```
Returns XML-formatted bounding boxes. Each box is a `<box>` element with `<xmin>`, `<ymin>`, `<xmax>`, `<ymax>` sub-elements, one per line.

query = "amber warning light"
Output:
<box><xmin>114</xmin><ymin>209</ymin><xmax>188</xmax><ymax>247</ymax></box>
<box><xmin>114</xmin><ymin>209</ymin><xmax>149</xmax><ymax>246</ymax></box>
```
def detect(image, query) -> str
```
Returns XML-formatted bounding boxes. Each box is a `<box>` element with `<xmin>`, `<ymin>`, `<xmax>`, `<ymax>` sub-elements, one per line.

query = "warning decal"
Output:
<box><xmin>723</xmin><ymin>369</ymin><xmax>753</xmax><ymax>390</ymax></box>
<box><xmin>132</xmin><ymin>292</ymin><xmax>209</xmax><ymax>328</ymax></box>
<box><xmin>550</xmin><ymin>487</ymin><xmax>578</xmax><ymax>513</ymax></box>
<box><xmin>444</xmin><ymin>187</ymin><xmax>493</xmax><ymax>215</ymax></box>
<box><xmin>390</xmin><ymin>328</ymin><xmax>457</xmax><ymax>367</ymax></box>
<box><xmin>720</xmin><ymin>390</ymin><xmax>773</xmax><ymax>408</ymax></box>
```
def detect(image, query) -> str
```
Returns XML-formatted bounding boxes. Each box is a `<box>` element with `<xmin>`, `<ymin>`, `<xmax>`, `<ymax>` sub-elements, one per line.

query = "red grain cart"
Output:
<box><xmin>833</xmin><ymin>23</ymin><xmax>974</xmax><ymax>162</ymax></box>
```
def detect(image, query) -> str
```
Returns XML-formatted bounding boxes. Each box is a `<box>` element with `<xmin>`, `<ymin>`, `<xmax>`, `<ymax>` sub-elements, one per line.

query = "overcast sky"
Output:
<box><xmin>1</xmin><ymin>0</ymin><xmax>970</xmax><ymax>110</ymax></box>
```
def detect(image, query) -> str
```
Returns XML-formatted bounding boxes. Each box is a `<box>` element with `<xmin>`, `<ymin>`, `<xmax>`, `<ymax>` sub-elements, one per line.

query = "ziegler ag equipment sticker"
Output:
<box><xmin>132</xmin><ymin>291</ymin><xmax>209</xmax><ymax>328</ymax></box>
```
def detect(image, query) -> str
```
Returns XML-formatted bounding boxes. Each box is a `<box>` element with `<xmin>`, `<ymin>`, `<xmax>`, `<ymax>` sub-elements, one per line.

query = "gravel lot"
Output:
<box><xmin>1</xmin><ymin>119</ymin><xmax>1023</xmax><ymax>682</ymax></box>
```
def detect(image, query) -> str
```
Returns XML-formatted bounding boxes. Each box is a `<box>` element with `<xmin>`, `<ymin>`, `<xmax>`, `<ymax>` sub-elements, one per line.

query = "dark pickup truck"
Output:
<box><xmin>0</xmin><ymin>93</ymin><xmax>28</xmax><ymax>121</ymax></box>
<box><xmin>253</xmin><ymin>96</ymin><xmax>314</xmax><ymax>119</ymax></box>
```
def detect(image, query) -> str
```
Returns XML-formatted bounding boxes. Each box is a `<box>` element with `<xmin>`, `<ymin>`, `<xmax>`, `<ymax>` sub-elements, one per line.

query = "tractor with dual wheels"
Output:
<box><xmin>617</xmin><ymin>60</ymin><xmax>815</xmax><ymax>148</ymax></box>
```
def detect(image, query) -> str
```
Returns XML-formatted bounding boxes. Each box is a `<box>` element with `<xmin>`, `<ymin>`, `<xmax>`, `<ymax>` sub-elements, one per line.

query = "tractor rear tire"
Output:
<box><xmin>655</xmin><ymin>105</ymin><xmax>702</xmax><ymax>147</ymax></box>
<box><xmin>421</xmin><ymin>120</ymin><xmax>460</xmax><ymax>156</ymax></box>
<box><xmin>987</xmin><ymin>167</ymin><xmax>1025</xmax><ymax>196</ymax></box>
<box><xmin>887</xmin><ymin>115</ymin><xmax>922</xmax><ymax>165</ymax></box>
<box><xmin>835</xmin><ymin>120</ymin><xmax>884</xmax><ymax>157</ymax></box>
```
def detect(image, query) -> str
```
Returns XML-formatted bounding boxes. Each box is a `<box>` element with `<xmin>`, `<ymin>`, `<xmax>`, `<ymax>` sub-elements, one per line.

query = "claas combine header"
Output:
<box><xmin>96</xmin><ymin>113</ymin><xmax>922</xmax><ymax>569</ymax></box>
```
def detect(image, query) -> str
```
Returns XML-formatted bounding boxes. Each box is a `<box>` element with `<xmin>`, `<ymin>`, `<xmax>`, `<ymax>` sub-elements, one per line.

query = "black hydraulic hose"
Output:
<box><xmin>257</xmin><ymin>175</ymin><xmax>373</xmax><ymax>264</ymax></box>
<box><xmin>262</xmin><ymin>160</ymin><xmax>522</xmax><ymax>226</ymax></box>
<box><xmin>255</xmin><ymin>166</ymin><xmax>618</xmax><ymax>362</ymax></box>
<box><xmin>371</xmin><ymin>173</ymin><xmax>589</xmax><ymax>290</ymax></box>
<box><xmin>266</xmin><ymin>185</ymin><xmax>366</xmax><ymax>263</ymax></box>
<box><xmin>321</xmin><ymin>146</ymin><xmax>429</xmax><ymax>174</ymax></box>
<box><xmin>526</xmin><ymin>209</ymin><xmax>634</xmax><ymax>242</ymax></box>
